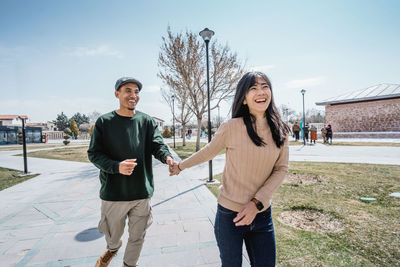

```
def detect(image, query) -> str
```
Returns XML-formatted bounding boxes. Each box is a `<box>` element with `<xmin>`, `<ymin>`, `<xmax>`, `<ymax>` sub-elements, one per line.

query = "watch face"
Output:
<box><xmin>256</xmin><ymin>202</ymin><xmax>264</xmax><ymax>211</ymax></box>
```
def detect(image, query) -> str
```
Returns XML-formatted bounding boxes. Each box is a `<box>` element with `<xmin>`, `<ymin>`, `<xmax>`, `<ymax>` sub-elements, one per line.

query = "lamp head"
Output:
<box><xmin>199</xmin><ymin>28</ymin><xmax>215</xmax><ymax>42</ymax></box>
<box><xmin>301</xmin><ymin>89</ymin><xmax>306</xmax><ymax>95</ymax></box>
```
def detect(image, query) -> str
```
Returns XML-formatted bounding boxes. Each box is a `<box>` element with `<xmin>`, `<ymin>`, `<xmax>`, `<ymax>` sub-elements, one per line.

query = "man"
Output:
<box><xmin>326</xmin><ymin>124</ymin><xmax>333</xmax><ymax>144</ymax></box>
<box><xmin>303</xmin><ymin>123</ymin><xmax>310</xmax><ymax>142</ymax></box>
<box><xmin>88</xmin><ymin>77</ymin><xmax>175</xmax><ymax>267</ymax></box>
<box><xmin>292</xmin><ymin>122</ymin><xmax>300</xmax><ymax>141</ymax></box>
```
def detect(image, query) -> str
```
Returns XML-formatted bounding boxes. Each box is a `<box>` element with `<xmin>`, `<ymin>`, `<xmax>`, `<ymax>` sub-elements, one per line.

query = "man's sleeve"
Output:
<box><xmin>87</xmin><ymin>119</ymin><xmax>120</xmax><ymax>174</ymax></box>
<box><xmin>150</xmin><ymin>120</ymin><xmax>172</xmax><ymax>164</ymax></box>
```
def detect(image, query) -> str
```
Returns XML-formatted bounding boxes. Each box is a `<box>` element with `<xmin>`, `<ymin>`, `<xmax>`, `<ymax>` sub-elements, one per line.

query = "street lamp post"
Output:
<box><xmin>171</xmin><ymin>95</ymin><xmax>176</xmax><ymax>148</ymax></box>
<box><xmin>301</xmin><ymin>89</ymin><xmax>306</xmax><ymax>146</ymax></box>
<box><xmin>199</xmin><ymin>27</ymin><xmax>215</xmax><ymax>183</ymax></box>
<box><xmin>19</xmin><ymin>116</ymin><xmax>28</xmax><ymax>174</ymax></box>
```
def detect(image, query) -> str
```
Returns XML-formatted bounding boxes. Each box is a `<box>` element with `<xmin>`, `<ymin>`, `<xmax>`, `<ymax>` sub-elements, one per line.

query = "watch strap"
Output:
<box><xmin>251</xmin><ymin>198</ymin><xmax>264</xmax><ymax>211</ymax></box>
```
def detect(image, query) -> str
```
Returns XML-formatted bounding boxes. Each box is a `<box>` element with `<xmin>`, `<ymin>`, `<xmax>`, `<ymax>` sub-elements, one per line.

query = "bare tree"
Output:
<box><xmin>280</xmin><ymin>105</ymin><xmax>325</xmax><ymax>124</ymax></box>
<box><xmin>88</xmin><ymin>111</ymin><xmax>102</xmax><ymax>123</ymax></box>
<box><xmin>279</xmin><ymin>104</ymin><xmax>297</xmax><ymax>123</ymax></box>
<box><xmin>160</xmin><ymin>87</ymin><xmax>193</xmax><ymax>146</ymax></box>
<box><xmin>306</xmin><ymin>108</ymin><xmax>325</xmax><ymax>123</ymax></box>
<box><xmin>158</xmin><ymin>28</ymin><xmax>245</xmax><ymax>151</ymax></box>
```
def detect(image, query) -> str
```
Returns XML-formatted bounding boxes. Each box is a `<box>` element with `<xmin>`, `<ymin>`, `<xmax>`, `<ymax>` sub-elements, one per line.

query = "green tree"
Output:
<box><xmin>162</xmin><ymin>127</ymin><xmax>172</xmax><ymax>138</ymax></box>
<box><xmin>63</xmin><ymin>128</ymin><xmax>72</xmax><ymax>145</ymax></box>
<box><xmin>89</xmin><ymin>124</ymin><xmax>95</xmax><ymax>137</ymax></box>
<box><xmin>70</xmin><ymin>118</ymin><xmax>79</xmax><ymax>138</ymax></box>
<box><xmin>71</xmin><ymin>112</ymin><xmax>89</xmax><ymax>127</ymax></box>
<box><xmin>53</xmin><ymin>112</ymin><xmax>69</xmax><ymax>131</ymax></box>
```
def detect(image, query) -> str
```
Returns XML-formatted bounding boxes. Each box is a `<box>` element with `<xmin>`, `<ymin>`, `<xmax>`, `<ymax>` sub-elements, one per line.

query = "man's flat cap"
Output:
<box><xmin>115</xmin><ymin>77</ymin><xmax>143</xmax><ymax>91</ymax></box>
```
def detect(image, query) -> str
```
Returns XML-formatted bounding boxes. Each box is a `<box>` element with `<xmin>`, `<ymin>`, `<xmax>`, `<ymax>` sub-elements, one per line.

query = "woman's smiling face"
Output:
<box><xmin>243</xmin><ymin>77</ymin><xmax>271</xmax><ymax>118</ymax></box>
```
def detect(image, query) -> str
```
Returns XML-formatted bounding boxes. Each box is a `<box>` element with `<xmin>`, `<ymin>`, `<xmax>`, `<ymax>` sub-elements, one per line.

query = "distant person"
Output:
<box><xmin>321</xmin><ymin>125</ymin><xmax>327</xmax><ymax>143</ymax></box>
<box><xmin>310</xmin><ymin>125</ymin><xmax>317</xmax><ymax>144</ymax></box>
<box><xmin>292</xmin><ymin>122</ymin><xmax>300</xmax><ymax>141</ymax></box>
<box><xmin>187</xmin><ymin>128</ymin><xmax>192</xmax><ymax>139</ymax></box>
<box><xmin>326</xmin><ymin>124</ymin><xmax>333</xmax><ymax>144</ymax></box>
<box><xmin>303</xmin><ymin>123</ymin><xmax>310</xmax><ymax>142</ymax></box>
<box><xmin>170</xmin><ymin>71</ymin><xmax>290</xmax><ymax>266</ymax></box>
<box><xmin>87</xmin><ymin>77</ymin><xmax>176</xmax><ymax>267</ymax></box>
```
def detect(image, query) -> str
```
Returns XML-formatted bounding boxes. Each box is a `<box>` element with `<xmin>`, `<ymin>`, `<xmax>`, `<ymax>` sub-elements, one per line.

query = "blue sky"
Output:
<box><xmin>1</xmin><ymin>0</ymin><xmax>399</xmax><ymax>123</ymax></box>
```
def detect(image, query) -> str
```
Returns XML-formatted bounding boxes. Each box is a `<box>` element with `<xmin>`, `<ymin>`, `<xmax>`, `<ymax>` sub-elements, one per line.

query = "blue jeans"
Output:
<box><xmin>214</xmin><ymin>204</ymin><xmax>276</xmax><ymax>267</ymax></box>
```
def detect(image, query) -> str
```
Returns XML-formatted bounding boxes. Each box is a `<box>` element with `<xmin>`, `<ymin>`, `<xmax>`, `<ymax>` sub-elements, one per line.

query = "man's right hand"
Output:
<box><xmin>169</xmin><ymin>161</ymin><xmax>181</xmax><ymax>176</ymax></box>
<box><xmin>119</xmin><ymin>159</ymin><xmax>137</xmax><ymax>175</ymax></box>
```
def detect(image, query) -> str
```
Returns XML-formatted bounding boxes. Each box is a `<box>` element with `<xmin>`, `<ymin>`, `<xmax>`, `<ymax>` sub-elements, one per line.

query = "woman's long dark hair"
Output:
<box><xmin>231</xmin><ymin>71</ymin><xmax>290</xmax><ymax>148</ymax></box>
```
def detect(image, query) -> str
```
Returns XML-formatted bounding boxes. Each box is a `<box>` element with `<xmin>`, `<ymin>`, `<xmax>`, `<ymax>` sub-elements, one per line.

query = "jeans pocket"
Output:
<box><xmin>217</xmin><ymin>204</ymin><xmax>236</xmax><ymax>215</ymax></box>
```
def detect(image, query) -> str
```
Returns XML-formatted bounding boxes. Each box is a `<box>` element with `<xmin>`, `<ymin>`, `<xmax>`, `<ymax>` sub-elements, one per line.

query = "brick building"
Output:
<box><xmin>316</xmin><ymin>83</ymin><xmax>400</xmax><ymax>138</ymax></box>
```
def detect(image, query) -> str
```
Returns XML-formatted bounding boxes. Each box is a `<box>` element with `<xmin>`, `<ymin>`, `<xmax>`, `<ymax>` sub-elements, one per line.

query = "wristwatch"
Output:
<box><xmin>251</xmin><ymin>198</ymin><xmax>264</xmax><ymax>211</ymax></box>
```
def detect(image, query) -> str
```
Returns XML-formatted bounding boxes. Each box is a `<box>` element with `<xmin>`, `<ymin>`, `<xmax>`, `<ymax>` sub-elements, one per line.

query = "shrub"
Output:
<box><xmin>162</xmin><ymin>127</ymin><xmax>172</xmax><ymax>138</ymax></box>
<box><xmin>63</xmin><ymin>128</ymin><xmax>71</xmax><ymax>145</ymax></box>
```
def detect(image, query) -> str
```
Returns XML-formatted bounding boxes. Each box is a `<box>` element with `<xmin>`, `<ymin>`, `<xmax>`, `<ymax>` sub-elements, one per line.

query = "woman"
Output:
<box><xmin>310</xmin><ymin>125</ymin><xmax>317</xmax><ymax>144</ymax></box>
<box><xmin>321</xmin><ymin>125</ymin><xmax>327</xmax><ymax>143</ymax></box>
<box><xmin>171</xmin><ymin>71</ymin><xmax>290</xmax><ymax>267</ymax></box>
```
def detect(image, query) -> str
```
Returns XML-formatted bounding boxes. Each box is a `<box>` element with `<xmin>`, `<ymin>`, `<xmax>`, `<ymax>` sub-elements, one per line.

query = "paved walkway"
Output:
<box><xmin>0</xmin><ymin>146</ymin><xmax>235</xmax><ymax>267</ymax></box>
<box><xmin>0</xmin><ymin>142</ymin><xmax>399</xmax><ymax>266</ymax></box>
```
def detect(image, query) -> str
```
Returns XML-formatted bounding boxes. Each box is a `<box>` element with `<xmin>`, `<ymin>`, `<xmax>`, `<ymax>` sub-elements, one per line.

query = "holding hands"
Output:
<box><xmin>166</xmin><ymin>156</ymin><xmax>181</xmax><ymax>176</ymax></box>
<box><xmin>169</xmin><ymin>161</ymin><xmax>181</xmax><ymax>176</ymax></box>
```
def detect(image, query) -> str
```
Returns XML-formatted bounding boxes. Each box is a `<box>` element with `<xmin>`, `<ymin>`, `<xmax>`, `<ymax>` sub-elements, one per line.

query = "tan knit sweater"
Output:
<box><xmin>180</xmin><ymin>118</ymin><xmax>289</xmax><ymax>212</ymax></box>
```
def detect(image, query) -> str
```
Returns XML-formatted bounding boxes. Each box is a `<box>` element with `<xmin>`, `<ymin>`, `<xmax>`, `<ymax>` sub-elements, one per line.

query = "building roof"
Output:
<box><xmin>26</xmin><ymin>123</ymin><xmax>46</xmax><ymax>126</ymax></box>
<box><xmin>152</xmin><ymin>116</ymin><xmax>165</xmax><ymax>122</ymax></box>
<box><xmin>316</xmin><ymin>83</ymin><xmax>400</xmax><ymax>105</ymax></box>
<box><xmin>0</xmin><ymin>115</ymin><xmax>28</xmax><ymax>120</ymax></box>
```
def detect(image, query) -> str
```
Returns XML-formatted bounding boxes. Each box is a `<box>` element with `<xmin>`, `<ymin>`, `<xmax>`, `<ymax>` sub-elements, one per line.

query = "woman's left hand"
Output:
<box><xmin>233</xmin><ymin>201</ymin><xmax>259</xmax><ymax>226</ymax></box>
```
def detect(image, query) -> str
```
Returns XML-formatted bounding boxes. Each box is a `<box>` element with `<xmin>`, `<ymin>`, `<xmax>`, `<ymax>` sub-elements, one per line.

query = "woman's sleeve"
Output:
<box><xmin>179</xmin><ymin>121</ymin><xmax>229</xmax><ymax>170</ymax></box>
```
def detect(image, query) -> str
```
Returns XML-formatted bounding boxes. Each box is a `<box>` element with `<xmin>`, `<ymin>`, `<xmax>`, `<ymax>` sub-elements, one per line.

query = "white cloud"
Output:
<box><xmin>285</xmin><ymin>77</ymin><xmax>325</xmax><ymax>89</ymax></box>
<box><xmin>249</xmin><ymin>65</ymin><xmax>276</xmax><ymax>72</ymax></box>
<box><xmin>145</xmin><ymin>85</ymin><xmax>161</xmax><ymax>93</ymax></box>
<box><xmin>68</xmin><ymin>45</ymin><xmax>123</xmax><ymax>58</ymax></box>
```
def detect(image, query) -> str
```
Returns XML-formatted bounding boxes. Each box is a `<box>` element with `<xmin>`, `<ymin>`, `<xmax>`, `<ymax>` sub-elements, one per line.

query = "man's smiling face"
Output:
<box><xmin>115</xmin><ymin>82</ymin><xmax>140</xmax><ymax>111</ymax></box>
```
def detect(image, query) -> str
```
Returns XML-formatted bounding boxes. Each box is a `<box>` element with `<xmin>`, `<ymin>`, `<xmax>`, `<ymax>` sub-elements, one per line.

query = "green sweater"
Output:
<box><xmin>87</xmin><ymin>110</ymin><xmax>171</xmax><ymax>201</ymax></box>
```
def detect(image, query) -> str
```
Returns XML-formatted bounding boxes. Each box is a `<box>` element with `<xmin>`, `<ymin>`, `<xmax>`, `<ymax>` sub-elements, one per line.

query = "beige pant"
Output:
<box><xmin>98</xmin><ymin>198</ymin><xmax>153</xmax><ymax>267</ymax></box>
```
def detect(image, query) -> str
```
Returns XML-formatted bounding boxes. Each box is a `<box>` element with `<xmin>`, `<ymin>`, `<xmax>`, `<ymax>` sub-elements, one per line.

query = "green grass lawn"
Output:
<box><xmin>24</xmin><ymin>146</ymin><xmax>90</xmax><ymax>163</ymax></box>
<box><xmin>172</xmin><ymin>142</ymin><xmax>226</xmax><ymax>160</ymax></box>
<box><xmin>0</xmin><ymin>167</ymin><xmax>39</xmax><ymax>191</ymax></box>
<box><xmin>206</xmin><ymin>162</ymin><xmax>400</xmax><ymax>266</ymax></box>
<box><xmin>0</xmin><ymin>144</ymin><xmax>69</xmax><ymax>151</ymax></box>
